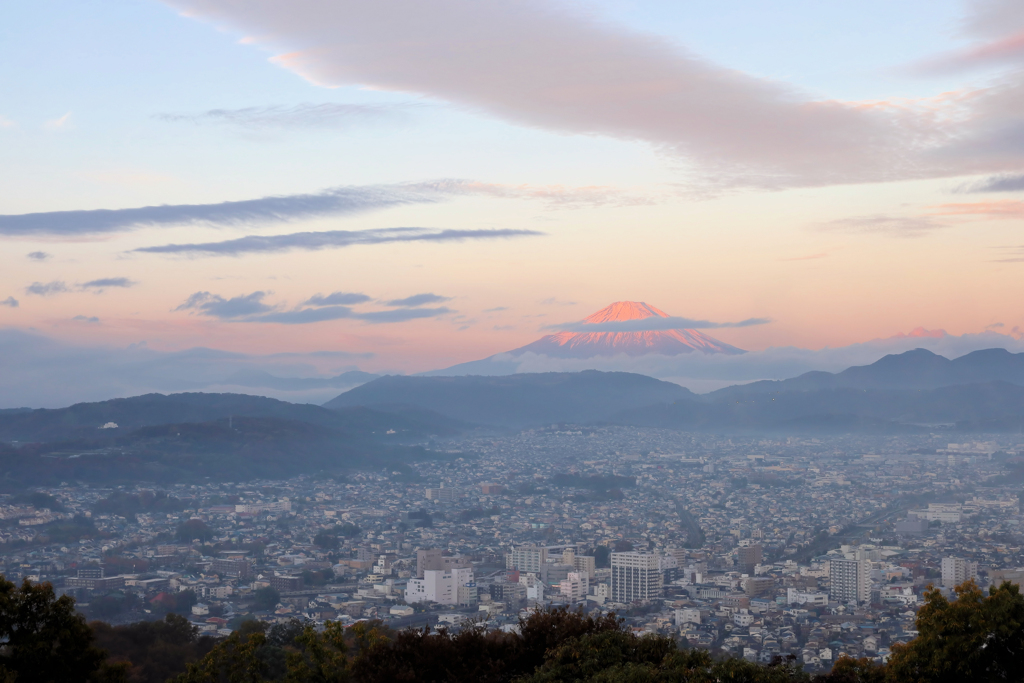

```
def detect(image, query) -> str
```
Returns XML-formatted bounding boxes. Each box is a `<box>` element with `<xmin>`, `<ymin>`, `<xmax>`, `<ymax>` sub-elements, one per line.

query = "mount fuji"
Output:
<box><xmin>508</xmin><ymin>301</ymin><xmax>744</xmax><ymax>358</ymax></box>
<box><xmin>425</xmin><ymin>301</ymin><xmax>744</xmax><ymax>377</ymax></box>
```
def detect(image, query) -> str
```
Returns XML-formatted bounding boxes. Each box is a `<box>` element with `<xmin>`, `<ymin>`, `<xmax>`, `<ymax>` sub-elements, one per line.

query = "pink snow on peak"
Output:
<box><xmin>897</xmin><ymin>327</ymin><xmax>948</xmax><ymax>339</ymax></box>
<box><xmin>583</xmin><ymin>301</ymin><xmax>669</xmax><ymax>324</ymax></box>
<box><xmin>509</xmin><ymin>301</ymin><xmax>745</xmax><ymax>357</ymax></box>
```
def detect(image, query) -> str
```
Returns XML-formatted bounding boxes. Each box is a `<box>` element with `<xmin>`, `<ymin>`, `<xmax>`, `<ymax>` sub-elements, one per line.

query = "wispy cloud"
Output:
<box><xmin>27</xmin><ymin>251</ymin><xmax>51</xmax><ymax>261</ymax></box>
<box><xmin>543</xmin><ymin>316</ymin><xmax>771</xmax><ymax>332</ymax></box>
<box><xmin>0</xmin><ymin>297</ymin><xmax>18</xmax><ymax>308</ymax></box>
<box><xmin>71</xmin><ymin>315</ymin><xmax>100</xmax><ymax>323</ymax></box>
<box><xmin>484</xmin><ymin>306</ymin><xmax>509</xmax><ymax>312</ymax></box>
<box><xmin>133</xmin><ymin>227</ymin><xmax>543</xmax><ymax>256</ymax></box>
<box><xmin>175</xmin><ymin>291</ymin><xmax>275</xmax><ymax>318</ymax></box>
<box><xmin>819</xmin><ymin>215</ymin><xmax>946</xmax><ymax>237</ymax></box>
<box><xmin>175</xmin><ymin>290</ymin><xmax>455</xmax><ymax>325</ymax></box>
<box><xmin>25</xmin><ymin>281</ymin><xmax>69</xmax><ymax>296</ymax></box>
<box><xmin>303</xmin><ymin>291</ymin><xmax>372</xmax><ymax>306</ymax></box>
<box><xmin>24</xmin><ymin>278</ymin><xmax>137</xmax><ymax>296</ymax></box>
<box><xmin>929</xmin><ymin>200</ymin><xmax>1024</xmax><ymax>218</ymax></box>
<box><xmin>349</xmin><ymin>307</ymin><xmax>452</xmax><ymax>324</ymax></box>
<box><xmin>539</xmin><ymin>298</ymin><xmax>578</xmax><ymax>306</ymax></box>
<box><xmin>385</xmin><ymin>292</ymin><xmax>451</xmax><ymax>307</ymax></box>
<box><xmin>157</xmin><ymin>102</ymin><xmax>417</xmax><ymax>128</ymax></box>
<box><xmin>0</xmin><ymin>185</ymin><xmax>434</xmax><ymax>236</ymax></box>
<box><xmin>0</xmin><ymin>179</ymin><xmax>615</xmax><ymax>237</ymax></box>
<box><xmin>80</xmin><ymin>277</ymin><xmax>137</xmax><ymax>289</ymax></box>
<box><xmin>0</xmin><ymin>116</ymin><xmax>15</xmax><ymax>128</ymax></box>
<box><xmin>43</xmin><ymin>112</ymin><xmax>71</xmax><ymax>129</ymax></box>
<box><xmin>991</xmin><ymin>245</ymin><xmax>1024</xmax><ymax>263</ymax></box>
<box><xmin>957</xmin><ymin>173</ymin><xmax>1024</xmax><ymax>193</ymax></box>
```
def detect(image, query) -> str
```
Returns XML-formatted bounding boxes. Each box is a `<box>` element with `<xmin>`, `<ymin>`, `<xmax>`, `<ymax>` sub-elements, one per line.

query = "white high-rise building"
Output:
<box><xmin>406</xmin><ymin>569</ymin><xmax>454</xmax><ymax>604</ymax></box>
<box><xmin>559</xmin><ymin>572</ymin><xmax>589</xmax><ymax>603</ymax></box>
<box><xmin>941</xmin><ymin>557</ymin><xmax>978</xmax><ymax>588</ymax></box>
<box><xmin>611</xmin><ymin>552</ymin><xmax>662</xmax><ymax>603</ymax></box>
<box><xmin>406</xmin><ymin>567</ymin><xmax>476</xmax><ymax>605</ymax></box>
<box><xmin>829</xmin><ymin>558</ymin><xmax>869</xmax><ymax>604</ymax></box>
<box><xmin>507</xmin><ymin>546</ymin><xmax>548</xmax><ymax>573</ymax></box>
<box><xmin>454</xmin><ymin>566</ymin><xmax>477</xmax><ymax>605</ymax></box>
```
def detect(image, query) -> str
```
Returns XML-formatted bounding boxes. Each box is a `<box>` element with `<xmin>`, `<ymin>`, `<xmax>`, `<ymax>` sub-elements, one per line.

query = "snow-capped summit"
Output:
<box><xmin>508</xmin><ymin>301</ymin><xmax>744</xmax><ymax>358</ymax></box>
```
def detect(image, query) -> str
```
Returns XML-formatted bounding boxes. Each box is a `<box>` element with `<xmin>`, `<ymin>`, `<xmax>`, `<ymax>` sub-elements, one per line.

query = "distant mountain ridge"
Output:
<box><xmin>324</xmin><ymin>370</ymin><xmax>694</xmax><ymax>428</ymax></box>
<box><xmin>0</xmin><ymin>392</ymin><xmax>461</xmax><ymax>443</ymax></box>
<box><xmin>711</xmin><ymin>348</ymin><xmax>1024</xmax><ymax>396</ymax></box>
<box><xmin>332</xmin><ymin>348</ymin><xmax>1024</xmax><ymax>433</ymax></box>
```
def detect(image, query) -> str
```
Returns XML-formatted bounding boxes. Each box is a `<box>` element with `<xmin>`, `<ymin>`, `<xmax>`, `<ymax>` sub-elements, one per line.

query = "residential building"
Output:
<box><xmin>507</xmin><ymin>545</ymin><xmax>548</xmax><ymax>574</ymax></box>
<box><xmin>829</xmin><ymin>558</ymin><xmax>869</xmax><ymax>603</ymax></box>
<box><xmin>416</xmin><ymin>548</ymin><xmax>470</xmax><ymax>578</ymax></box>
<box><xmin>610</xmin><ymin>552</ymin><xmax>662</xmax><ymax>602</ymax></box>
<box><xmin>211</xmin><ymin>558</ymin><xmax>251</xmax><ymax>578</ymax></box>
<box><xmin>941</xmin><ymin>557</ymin><xmax>978</xmax><ymax>588</ymax></box>
<box><xmin>738</xmin><ymin>544</ymin><xmax>763</xmax><ymax>574</ymax></box>
<box><xmin>425</xmin><ymin>486</ymin><xmax>459</xmax><ymax>502</ymax></box>
<box><xmin>559</xmin><ymin>572</ymin><xmax>589</xmax><ymax>603</ymax></box>
<box><xmin>406</xmin><ymin>569</ymin><xmax>455</xmax><ymax>605</ymax></box>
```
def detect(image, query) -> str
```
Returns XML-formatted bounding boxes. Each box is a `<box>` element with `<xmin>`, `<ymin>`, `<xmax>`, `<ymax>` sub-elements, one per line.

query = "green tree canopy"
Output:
<box><xmin>177</xmin><ymin>519</ymin><xmax>214</xmax><ymax>543</ymax></box>
<box><xmin>887</xmin><ymin>579</ymin><xmax>1024</xmax><ymax>683</ymax></box>
<box><xmin>0</xmin><ymin>575</ymin><xmax>125</xmax><ymax>682</ymax></box>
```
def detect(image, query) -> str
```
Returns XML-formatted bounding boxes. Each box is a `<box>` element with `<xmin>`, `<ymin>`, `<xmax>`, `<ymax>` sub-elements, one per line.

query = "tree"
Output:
<box><xmin>91</xmin><ymin>613</ymin><xmax>217</xmax><ymax>683</ymax></box>
<box><xmin>312</xmin><ymin>531</ymin><xmax>339</xmax><ymax>550</ymax></box>
<box><xmin>886</xmin><ymin>579</ymin><xmax>1024</xmax><ymax>683</ymax></box>
<box><xmin>0</xmin><ymin>575</ymin><xmax>124</xmax><ymax>682</ymax></box>
<box><xmin>284</xmin><ymin>621</ymin><xmax>352</xmax><ymax>683</ymax></box>
<box><xmin>821</xmin><ymin>656</ymin><xmax>887</xmax><ymax>683</ymax></box>
<box><xmin>177</xmin><ymin>519</ymin><xmax>214</xmax><ymax>544</ymax></box>
<box><xmin>172</xmin><ymin>628</ymin><xmax>269</xmax><ymax>683</ymax></box>
<box><xmin>253</xmin><ymin>586</ymin><xmax>281</xmax><ymax>611</ymax></box>
<box><xmin>338</xmin><ymin>522</ymin><xmax>361</xmax><ymax>538</ymax></box>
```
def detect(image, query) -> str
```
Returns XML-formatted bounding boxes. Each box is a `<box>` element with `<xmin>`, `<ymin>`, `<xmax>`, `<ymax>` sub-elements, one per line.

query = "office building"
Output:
<box><xmin>941</xmin><ymin>557</ymin><xmax>978</xmax><ymax>588</ymax></box>
<box><xmin>737</xmin><ymin>544</ymin><xmax>763</xmax><ymax>574</ymax></box>
<box><xmin>425</xmin><ymin>486</ymin><xmax>459</xmax><ymax>502</ymax></box>
<box><xmin>561</xmin><ymin>548</ymin><xmax>597</xmax><ymax>580</ymax></box>
<box><xmin>507</xmin><ymin>546</ymin><xmax>548</xmax><ymax>573</ymax></box>
<box><xmin>211</xmin><ymin>558</ymin><xmax>251</xmax><ymax>578</ymax></box>
<box><xmin>830</xmin><ymin>558</ymin><xmax>869</xmax><ymax>603</ymax></box>
<box><xmin>559</xmin><ymin>572</ymin><xmax>589</xmax><ymax>603</ymax></box>
<box><xmin>416</xmin><ymin>548</ymin><xmax>471</xmax><ymax>578</ymax></box>
<box><xmin>610</xmin><ymin>552</ymin><xmax>662</xmax><ymax>602</ymax></box>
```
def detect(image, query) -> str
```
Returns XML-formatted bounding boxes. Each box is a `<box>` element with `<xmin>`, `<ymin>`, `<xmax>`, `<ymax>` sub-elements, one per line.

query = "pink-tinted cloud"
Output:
<box><xmin>165</xmin><ymin>0</ymin><xmax>961</xmax><ymax>189</ymax></box>
<box><xmin>915</xmin><ymin>31</ymin><xmax>1024</xmax><ymax>74</ymax></box>
<box><xmin>819</xmin><ymin>215</ymin><xmax>947</xmax><ymax>237</ymax></box>
<box><xmin>929</xmin><ymin>200</ymin><xmax>1024</xmax><ymax>217</ymax></box>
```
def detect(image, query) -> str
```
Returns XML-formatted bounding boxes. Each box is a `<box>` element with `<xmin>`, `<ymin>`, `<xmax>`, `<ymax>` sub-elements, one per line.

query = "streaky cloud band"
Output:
<box><xmin>0</xmin><ymin>179</ymin><xmax>631</xmax><ymax>237</ymax></box>
<box><xmin>133</xmin><ymin>227</ymin><xmax>543</xmax><ymax>256</ymax></box>
<box><xmin>0</xmin><ymin>186</ymin><xmax>436</xmax><ymax>236</ymax></box>
<box><xmin>544</xmin><ymin>316</ymin><xmax>771</xmax><ymax>332</ymax></box>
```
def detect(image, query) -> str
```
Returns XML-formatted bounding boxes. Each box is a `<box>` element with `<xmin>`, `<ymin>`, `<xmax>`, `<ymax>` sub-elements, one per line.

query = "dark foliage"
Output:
<box><xmin>0</xmin><ymin>575</ymin><xmax>124</xmax><ymax>682</ymax></box>
<box><xmin>253</xmin><ymin>587</ymin><xmax>280</xmax><ymax>611</ymax></box>
<box><xmin>95</xmin><ymin>490</ymin><xmax>185</xmax><ymax>518</ymax></box>
<box><xmin>177</xmin><ymin>519</ymin><xmax>213</xmax><ymax>543</ymax></box>
<box><xmin>91</xmin><ymin>613</ymin><xmax>217</xmax><ymax>683</ymax></box>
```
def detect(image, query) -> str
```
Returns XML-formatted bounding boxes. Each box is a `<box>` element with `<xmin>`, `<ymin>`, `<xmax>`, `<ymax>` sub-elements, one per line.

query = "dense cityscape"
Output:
<box><xmin>2</xmin><ymin>425</ymin><xmax>1021</xmax><ymax>673</ymax></box>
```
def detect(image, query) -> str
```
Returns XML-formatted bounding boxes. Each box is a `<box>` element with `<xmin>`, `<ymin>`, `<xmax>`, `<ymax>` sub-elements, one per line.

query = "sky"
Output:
<box><xmin>2</xmin><ymin>0</ymin><xmax>1024</xmax><ymax>405</ymax></box>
